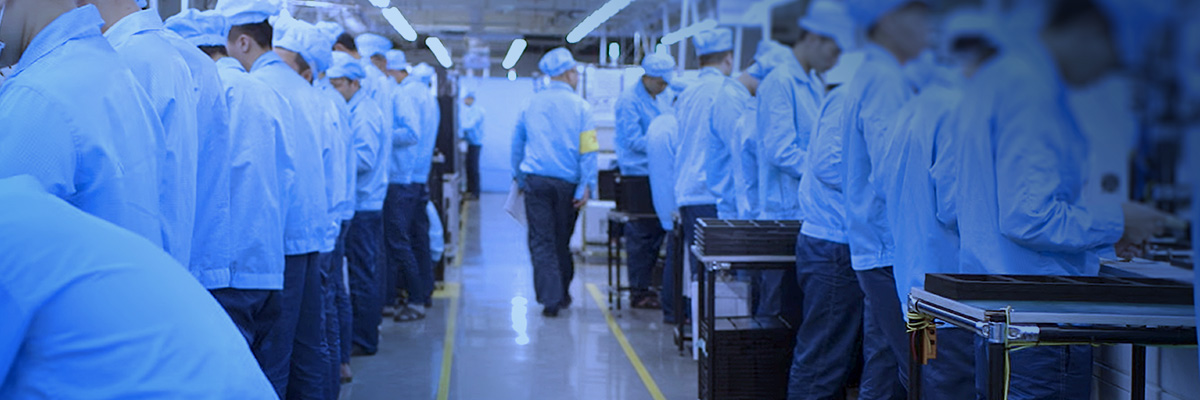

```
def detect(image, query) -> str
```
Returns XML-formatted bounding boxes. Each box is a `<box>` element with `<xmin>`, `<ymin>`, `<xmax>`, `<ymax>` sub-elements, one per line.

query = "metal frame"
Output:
<box><xmin>605</xmin><ymin>211</ymin><xmax>661</xmax><ymax>311</ymax></box>
<box><xmin>907</xmin><ymin>288</ymin><xmax>1197</xmax><ymax>400</ymax></box>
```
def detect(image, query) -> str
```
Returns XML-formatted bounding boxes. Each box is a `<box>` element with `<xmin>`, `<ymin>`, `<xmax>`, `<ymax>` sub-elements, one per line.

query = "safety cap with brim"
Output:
<box><xmin>164</xmin><ymin>9</ymin><xmax>228</xmax><ymax>47</ymax></box>
<box><xmin>641</xmin><ymin>53</ymin><xmax>676</xmax><ymax>79</ymax></box>
<box><xmin>385</xmin><ymin>49</ymin><xmax>408</xmax><ymax>71</ymax></box>
<box><xmin>747</xmin><ymin>40</ymin><xmax>797</xmax><ymax>80</ymax></box>
<box><xmin>847</xmin><ymin>0</ymin><xmax>929</xmax><ymax>30</ymax></box>
<box><xmin>538</xmin><ymin>47</ymin><xmax>576</xmax><ymax>77</ymax></box>
<box><xmin>216</xmin><ymin>0</ymin><xmax>282</xmax><ymax>27</ymax></box>
<box><xmin>315</xmin><ymin>21</ymin><xmax>345</xmax><ymax>44</ymax></box>
<box><xmin>412</xmin><ymin>63</ymin><xmax>436</xmax><ymax>83</ymax></box>
<box><xmin>941</xmin><ymin>9</ymin><xmax>1001</xmax><ymax>54</ymax></box>
<box><xmin>328</xmin><ymin>51</ymin><xmax>366</xmax><ymax>80</ymax></box>
<box><xmin>273</xmin><ymin>20</ymin><xmax>319</xmax><ymax>73</ymax></box>
<box><xmin>693</xmin><ymin>28</ymin><xmax>733</xmax><ymax>56</ymax></box>
<box><xmin>800</xmin><ymin>0</ymin><xmax>857</xmax><ymax>51</ymax></box>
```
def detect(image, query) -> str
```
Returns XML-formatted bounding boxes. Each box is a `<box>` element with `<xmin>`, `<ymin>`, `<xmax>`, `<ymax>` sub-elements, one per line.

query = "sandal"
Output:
<box><xmin>393</xmin><ymin>306</ymin><xmax>426</xmax><ymax>322</ymax></box>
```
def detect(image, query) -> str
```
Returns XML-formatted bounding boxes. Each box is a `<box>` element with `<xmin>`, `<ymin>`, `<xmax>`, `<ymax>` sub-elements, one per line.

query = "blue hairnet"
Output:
<box><xmin>846</xmin><ymin>0</ymin><xmax>927</xmax><ymax>30</ymax></box>
<box><xmin>355</xmin><ymin>33</ymin><xmax>392</xmax><ymax>57</ymax></box>
<box><xmin>385</xmin><ymin>49</ymin><xmax>408</xmax><ymax>71</ymax></box>
<box><xmin>303</xmin><ymin>28</ymin><xmax>334</xmax><ymax>73</ymax></box>
<box><xmin>538</xmin><ymin>47</ymin><xmax>576</xmax><ymax>77</ymax></box>
<box><xmin>463</xmin><ymin>89</ymin><xmax>476</xmax><ymax>99</ymax></box>
<box><xmin>215</xmin><ymin>0</ymin><xmax>282</xmax><ymax>27</ymax></box>
<box><xmin>799</xmin><ymin>0</ymin><xmax>856</xmax><ymax>51</ymax></box>
<box><xmin>746</xmin><ymin>40</ymin><xmax>796</xmax><ymax>80</ymax></box>
<box><xmin>314</xmin><ymin>21</ymin><xmax>345</xmax><ymax>43</ymax></box>
<box><xmin>327</xmin><ymin>51</ymin><xmax>365</xmax><ymax>80</ymax></box>
<box><xmin>641</xmin><ymin>53</ymin><xmax>675</xmax><ymax>78</ymax></box>
<box><xmin>273</xmin><ymin>20</ymin><xmax>325</xmax><ymax>72</ymax></box>
<box><xmin>412</xmin><ymin>63</ymin><xmax>436</xmax><ymax>83</ymax></box>
<box><xmin>137</xmin><ymin>0</ymin><xmax>148</xmax><ymax>8</ymax></box>
<box><xmin>164</xmin><ymin>9</ymin><xmax>228</xmax><ymax>47</ymax></box>
<box><xmin>941</xmin><ymin>8</ymin><xmax>1001</xmax><ymax>53</ymax></box>
<box><xmin>693</xmin><ymin>28</ymin><xmax>733</xmax><ymax>56</ymax></box>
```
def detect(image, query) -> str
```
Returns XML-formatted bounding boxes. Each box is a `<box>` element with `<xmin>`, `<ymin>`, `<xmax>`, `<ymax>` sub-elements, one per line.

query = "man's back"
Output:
<box><xmin>0</xmin><ymin>175</ymin><xmax>276</xmax><ymax>399</ymax></box>
<box><xmin>512</xmin><ymin>80</ymin><xmax>594</xmax><ymax>187</ymax></box>
<box><xmin>0</xmin><ymin>6</ymin><xmax>163</xmax><ymax>248</ymax></box>
<box><xmin>104</xmin><ymin>9</ymin><xmax>201</xmax><ymax>266</ymax></box>
<box><xmin>673</xmin><ymin>67</ymin><xmax>728</xmax><ymax>208</ymax></box>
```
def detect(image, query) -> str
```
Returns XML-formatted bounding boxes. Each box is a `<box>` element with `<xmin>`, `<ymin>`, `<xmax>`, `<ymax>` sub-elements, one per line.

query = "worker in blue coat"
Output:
<box><xmin>165</xmin><ymin>8</ymin><xmax>296</xmax><ymax>395</ymax></box>
<box><xmin>614</xmin><ymin>52</ymin><xmax>675</xmax><ymax>309</ymax></box>
<box><xmin>336</xmin><ymin>32</ymin><xmax>394</xmax><ymax>151</ymax></box>
<box><xmin>731</xmin><ymin>41</ymin><xmax>795</xmax><ymax>221</ymax></box>
<box><xmin>674</xmin><ymin>28</ymin><xmax>744</xmax><ymax>281</ymax></box>
<box><xmin>646</xmin><ymin>114</ymin><xmax>682</xmax><ymax>323</ymax></box>
<box><xmin>218</xmin><ymin>0</ymin><xmax>333</xmax><ymax>397</ymax></box>
<box><xmin>82</xmin><ymin>0</ymin><xmax>199</xmax><ymax>266</ymax></box>
<box><xmin>381</xmin><ymin>49</ymin><xmax>417</xmax><ymax>318</ymax></box>
<box><xmin>0</xmin><ymin>2</ymin><xmax>163</xmax><ymax>249</ymax></box>
<box><xmin>511</xmin><ymin>47</ymin><xmax>598</xmax><ymax>317</ymax></box>
<box><xmin>0</xmin><ymin>175</ymin><xmax>277</xmax><ymax>399</ymax></box>
<box><xmin>460</xmin><ymin>90</ymin><xmax>486</xmax><ymax>199</ymax></box>
<box><xmin>871</xmin><ymin>10</ymin><xmax>1001</xmax><ymax>400</ymax></box>
<box><xmin>328</xmin><ymin>51</ymin><xmax>389</xmax><ymax>358</ymax></box>
<box><xmin>949</xmin><ymin>2</ymin><xmax>1176</xmax><ymax>398</ymax></box>
<box><xmin>840</xmin><ymin>0</ymin><xmax>932</xmax><ymax>396</ymax></box>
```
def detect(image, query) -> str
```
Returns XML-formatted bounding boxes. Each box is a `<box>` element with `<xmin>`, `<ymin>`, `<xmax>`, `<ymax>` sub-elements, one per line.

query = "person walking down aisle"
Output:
<box><xmin>614</xmin><ymin>52</ymin><xmax>676</xmax><ymax>310</ymax></box>
<box><xmin>511</xmin><ymin>48</ymin><xmax>599</xmax><ymax>318</ymax></box>
<box><xmin>0</xmin><ymin>175</ymin><xmax>277</xmax><ymax>400</ymax></box>
<box><xmin>217</xmin><ymin>0</ymin><xmax>332</xmax><ymax>397</ymax></box>
<box><xmin>460</xmin><ymin>90</ymin><xmax>486</xmax><ymax>200</ymax></box>
<box><xmin>0</xmin><ymin>0</ymin><xmax>163</xmax><ymax>249</ymax></box>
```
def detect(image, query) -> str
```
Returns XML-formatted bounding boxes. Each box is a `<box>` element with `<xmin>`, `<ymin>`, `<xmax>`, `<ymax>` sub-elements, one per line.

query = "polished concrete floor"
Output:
<box><xmin>342</xmin><ymin>193</ymin><xmax>697</xmax><ymax>400</ymax></box>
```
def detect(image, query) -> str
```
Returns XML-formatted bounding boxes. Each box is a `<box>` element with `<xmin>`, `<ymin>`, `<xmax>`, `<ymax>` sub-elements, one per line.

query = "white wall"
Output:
<box><xmin>467</xmin><ymin>77</ymin><xmax>537</xmax><ymax>193</ymax></box>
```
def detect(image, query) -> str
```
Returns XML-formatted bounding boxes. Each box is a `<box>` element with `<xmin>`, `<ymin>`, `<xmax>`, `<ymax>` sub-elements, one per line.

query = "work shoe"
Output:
<box><xmin>542</xmin><ymin>306</ymin><xmax>560</xmax><ymax>317</ymax></box>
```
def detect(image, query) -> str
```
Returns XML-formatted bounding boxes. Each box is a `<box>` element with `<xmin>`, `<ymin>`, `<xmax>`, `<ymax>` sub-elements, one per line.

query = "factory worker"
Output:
<box><xmin>949</xmin><ymin>1</ymin><xmax>1178</xmax><ymax>398</ymax></box>
<box><xmin>76</xmin><ymin>0</ymin><xmax>197</xmax><ymax>266</ymax></box>
<box><xmin>164</xmin><ymin>8</ymin><xmax>296</xmax><ymax>394</ymax></box>
<box><xmin>872</xmin><ymin>10</ymin><xmax>1002</xmax><ymax>400</ymax></box>
<box><xmin>730</xmin><ymin>41</ymin><xmax>794</xmax><ymax>221</ymax></box>
<box><xmin>383</xmin><ymin>51</ymin><xmax>437</xmax><ymax>322</ymax></box>
<box><xmin>356</xmin><ymin>33</ymin><xmax>392</xmax><ymax>77</ymax></box>
<box><xmin>335</xmin><ymin>32</ymin><xmax>395</xmax><ymax>164</ymax></box>
<box><xmin>328</xmin><ymin>51</ymin><xmax>389</xmax><ymax>358</ymax></box>
<box><xmin>217</xmin><ymin>0</ymin><xmax>333</xmax><ymax>397</ymax></box>
<box><xmin>613</xmin><ymin>52</ymin><xmax>675</xmax><ymax>309</ymax></box>
<box><xmin>0</xmin><ymin>1</ymin><xmax>162</xmax><ymax>247</ymax></box>
<box><xmin>511</xmin><ymin>47</ymin><xmax>598</xmax><ymax>317</ymax></box>
<box><xmin>839</xmin><ymin>0</ymin><xmax>933</xmax><ymax>395</ymax></box>
<box><xmin>460</xmin><ymin>89</ymin><xmax>486</xmax><ymax>200</ymax></box>
<box><xmin>674</xmin><ymin>27</ymin><xmax>744</xmax><ymax>278</ymax></box>
<box><xmin>646</xmin><ymin>113</ymin><xmax>682</xmax><ymax>323</ymax></box>
<box><xmin>275</xmin><ymin>18</ymin><xmax>352</xmax><ymax>396</ymax></box>
<box><xmin>0</xmin><ymin>175</ymin><xmax>277</xmax><ymax>400</ymax></box>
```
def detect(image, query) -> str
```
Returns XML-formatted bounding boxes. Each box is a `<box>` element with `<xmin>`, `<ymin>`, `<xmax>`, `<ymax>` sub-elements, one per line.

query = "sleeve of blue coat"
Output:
<box><xmin>860</xmin><ymin>76</ymin><xmax>911</xmax><ymax>187</ymax></box>
<box><xmin>354</xmin><ymin>107</ymin><xmax>382</xmax><ymax>175</ymax></box>
<box><xmin>392</xmin><ymin>90</ymin><xmax>421</xmax><ymax>148</ymax></box>
<box><xmin>511</xmin><ymin>108</ymin><xmax>528</xmax><ymax>183</ymax></box>
<box><xmin>614</xmin><ymin>96</ymin><xmax>647</xmax><ymax>154</ymax></box>
<box><xmin>0</xmin><ymin>285</ymin><xmax>27</xmax><ymax>382</ymax></box>
<box><xmin>0</xmin><ymin>89</ymin><xmax>78</xmax><ymax>198</ymax></box>
<box><xmin>577</xmin><ymin>104</ymin><xmax>599</xmax><ymax>200</ymax></box>
<box><xmin>708</xmin><ymin>86</ymin><xmax>748</xmax><ymax>216</ymax></box>
<box><xmin>760</xmin><ymin>76</ymin><xmax>806</xmax><ymax>179</ymax></box>
<box><xmin>811</xmin><ymin>93</ymin><xmax>846</xmax><ymax>192</ymax></box>
<box><xmin>994</xmin><ymin>93</ymin><xmax>1124</xmax><ymax>252</ymax></box>
<box><xmin>930</xmin><ymin>109</ymin><xmax>961</xmax><ymax>228</ymax></box>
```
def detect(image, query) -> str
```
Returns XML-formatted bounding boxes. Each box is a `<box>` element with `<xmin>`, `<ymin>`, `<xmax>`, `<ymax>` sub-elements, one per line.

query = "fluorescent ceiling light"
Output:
<box><xmin>502</xmin><ymin>38</ymin><xmax>527</xmax><ymax>70</ymax></box>
<box><xmin>368</xmin><ymin>0</ymin><xmax>388</xmax><ymax>7</ymax></box>
<box><xmin>507</xmin><ymin>69</ymin><xmax>517</xmax><ymax>81</ymax></box>
<box><xmin>426</xmin><ymin>37</ymin><xmax>453</xmax><ymax>68</ymax></box>
<box><xmin>608</xmin><ymin>42</ymin><xmax>620</xmax><ymax>62</ymax></box>
<box><xmin>565</xmin><ymin>0</ymin><xmax>633</xmax><ymax>44</ymax></box>
<box><xmin>381</xmin><ymin>7</ymin><xmax>417</xmax><ymax>41</ymax></box>
<box><xmin>660</xmin><ymin>18</ymin><xmax>718</xmax><ymax>45</ymax></box>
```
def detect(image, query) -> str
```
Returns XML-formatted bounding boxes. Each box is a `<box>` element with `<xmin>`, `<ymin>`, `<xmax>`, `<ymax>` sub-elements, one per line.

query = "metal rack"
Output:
<box><xmin>907</xmin><ymin>288</ymin><xmax>1197</xmax><ymax>400</ymax></box>
<box><xmin>604</xmin><ymin>211</ymin><xmax>660</xmax><ymax>311</ymax></box>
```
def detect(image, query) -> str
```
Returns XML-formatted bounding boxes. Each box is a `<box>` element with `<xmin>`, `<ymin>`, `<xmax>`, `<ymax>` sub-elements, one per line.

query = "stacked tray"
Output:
<box><xmin>694</xmin><ymin>219</ymin><xmax>801</xmax><ymax>256</ymax></box>
<box><xmin>925</xmin><ymin>274</ymin><xmax>1195</xmax><ymax>305</ymax></box>
<box><xmin>700</xmin><ymin>316</ymin><xmax>795</xmax><ymax>400</ymax></box>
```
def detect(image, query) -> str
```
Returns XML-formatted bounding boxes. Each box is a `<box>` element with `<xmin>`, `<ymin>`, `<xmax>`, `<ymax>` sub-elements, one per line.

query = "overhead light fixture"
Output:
<box><xmin>381</xmin><ymin>7</ymin><xmax>417</xmax><ymax>41</ymax></box>
<box><xmin>565</xmin><ymin>0</ymin><xmax>633</xmax><ymax>44</ymax></box>
<box><xmin>507</xmin><ymin>69</ymin><xmax>517</xmax><ymax>81</ymax></box>
<box><xmin>501</xmin><ymin>38</ymin><xmax>527</xmax><ymax>70</ymax></box>
<box><xmin>368</xmin><ymin>0</ymin><xmax>388</xmax><ymax>7</ymax></box>
<box><xmin>660</xmin><ymin>18</ymin><xmax>718</xmax><ymax>45</ymax></box>
<box><xmin>426</xmin><ymin>37</ymin><xmax>453</xmax><ymax>68</ymax></box>
<box><xmin>608</xmin><ymin>42</ymin><xmax>620</xmax><ymax>63</ymax></box>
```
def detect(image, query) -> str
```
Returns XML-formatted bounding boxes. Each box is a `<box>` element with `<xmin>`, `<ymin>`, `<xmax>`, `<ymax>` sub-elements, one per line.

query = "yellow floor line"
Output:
<box><xmin>435</xmin><ymin>199</ymin><xmax>470</xmax><ymax>400</ymax></box>
<box><xmin>586</xmin><ymin>283</ymin><xmax>667</xmax><ymax>400</ymax></box>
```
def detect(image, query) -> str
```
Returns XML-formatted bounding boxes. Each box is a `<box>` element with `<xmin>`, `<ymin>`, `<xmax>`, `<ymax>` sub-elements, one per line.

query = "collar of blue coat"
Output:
<box><xmin>216</xmin><ymin>56</ymin><xmax>246</xmax><ymax>73</ymax></box>
<box><xmin>698</xmin><ymin>66</ymin><xmax>724</xmax><ymax>79</ymax></box>
<box><xmin>546</xmin><ymin>80</ymin><xmax>575</xmax><ymax>93</ymax></box>
<box><xmin>102</xmin><ymin>9</ymin><xmax>166</xmax><ymax>48</ymax></box>
<box><xmin>13</xmin><ymin>6</ymin><xmax>106</xmax><ymax>77</ymax></box>
<box><xmin>250</xmin><ymin>50</ymin><xmax>286</xmax><ymax>73</ymax></box>
<box><xmin>863</xmin><ymin>42</ymin><xmax>902</xmax><ymax>71</ymax></box>
<box><xmin>348</xmin><ymin>87</ymin><xmax>369</xmax><ymax>109</ymax></box>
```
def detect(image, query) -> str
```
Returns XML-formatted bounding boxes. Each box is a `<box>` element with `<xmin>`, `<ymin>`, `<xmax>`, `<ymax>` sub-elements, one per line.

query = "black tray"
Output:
<box><xmin>924</xmin><ymin>274</ymin><xmax>1195</xmax><ymax>305</ymax></box>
